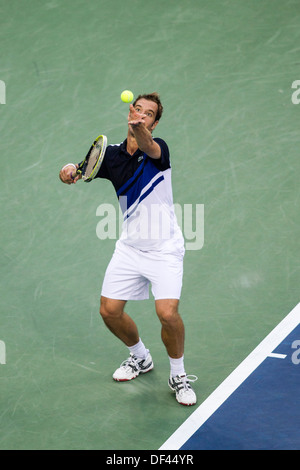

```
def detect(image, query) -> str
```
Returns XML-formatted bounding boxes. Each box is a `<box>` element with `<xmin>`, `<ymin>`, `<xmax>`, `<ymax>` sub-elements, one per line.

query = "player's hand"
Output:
<box><xmin>128</xmin><ymin>104</ymin><xmax>146</xmax><ymax>127</ymax></box>
<box><xmin>59</xmin><ymin>164</ymin><xmax>81</xmax><ymax>185</ymax></box>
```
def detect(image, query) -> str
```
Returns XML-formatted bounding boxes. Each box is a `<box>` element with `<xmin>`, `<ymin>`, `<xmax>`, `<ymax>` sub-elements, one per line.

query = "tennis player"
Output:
<box><xmin>59</xmin><ymin>93</ymin><xmax>197</xmax><ymax>406</ymax></box>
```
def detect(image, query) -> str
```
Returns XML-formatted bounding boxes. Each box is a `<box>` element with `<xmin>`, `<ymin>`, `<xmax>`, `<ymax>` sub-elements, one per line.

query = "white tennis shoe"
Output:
<box><xmin>113</xmin><ymin>353</ymin><xmax>154</xmax><ymax>381</ymax></box>
<box><xmin>168</xmin><ymin>374</ymin><xmax>198</xmax><ymax>406</ymax></box>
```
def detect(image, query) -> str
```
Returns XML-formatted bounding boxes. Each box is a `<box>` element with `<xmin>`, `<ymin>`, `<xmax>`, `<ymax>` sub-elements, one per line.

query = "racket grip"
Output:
<box><xmin>61</xmin><ymin>163</ymin><xmax>77</xmax><ymax>180</ymax></box>
<box><xmin>68</xmin><ymin>164</ymin><xmax>79</xmax><ymax>180</ymax></box>
<box><xmin>71</xmin><ymin>167</ymin><xmax>83</xmax><ymax>181</ymax></box>
<box><xmin>70</xmin><ymin>169</ymin><xmax>77</xmax><ymax>179</ymax></box>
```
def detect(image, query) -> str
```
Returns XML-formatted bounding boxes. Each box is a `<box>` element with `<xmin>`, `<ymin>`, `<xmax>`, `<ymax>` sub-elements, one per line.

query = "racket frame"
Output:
<box><xmin>75</xmin><ymin>134</ymin><xmax>107</xmax><ymax>183</ymax></box>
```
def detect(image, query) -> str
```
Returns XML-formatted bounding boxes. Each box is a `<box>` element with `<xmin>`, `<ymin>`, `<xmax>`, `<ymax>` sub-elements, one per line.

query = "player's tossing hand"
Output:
<box><xmin>59</xmin><ymin>164</ymin><xmax>82</xmax><ymax>185</ymax></box>
<box><xmin>128</xmin><ymin>104</ymin><xmax>147</xmax><ymax>128</ymax></box>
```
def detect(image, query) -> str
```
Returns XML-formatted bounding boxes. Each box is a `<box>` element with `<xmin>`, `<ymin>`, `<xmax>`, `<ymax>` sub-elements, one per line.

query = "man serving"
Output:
<box><xmin>59</xmin><ymin>92</ymin><xmax>197</xmax><ymax>406</ymax></box>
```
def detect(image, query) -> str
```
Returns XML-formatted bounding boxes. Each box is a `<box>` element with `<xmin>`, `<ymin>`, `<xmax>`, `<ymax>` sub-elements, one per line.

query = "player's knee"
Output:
<box><xmin>99</xmin><ymin>297</ymin><xmax>123</xmax><ymax>320</ymax></box>
<box><xmin>156</xmin><ymin>301</ymin><xmax>180</xmax><ymax>325</ymax></box>
<box><xmin>99</xmin><ymin>300</ymin><xmax>112</xmax><ymax>320</ymax></box>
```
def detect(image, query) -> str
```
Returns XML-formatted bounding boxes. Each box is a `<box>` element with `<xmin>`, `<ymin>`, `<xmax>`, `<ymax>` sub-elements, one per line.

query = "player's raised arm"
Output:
<box><xmin>128</xmin><ymin>103</ymin><xmax>161</xmax><ymax>159</ymax></box>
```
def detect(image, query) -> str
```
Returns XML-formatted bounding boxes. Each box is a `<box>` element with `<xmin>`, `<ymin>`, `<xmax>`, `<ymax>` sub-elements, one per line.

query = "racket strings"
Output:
<box><xmin>79</xmin><ymin>134</ymin><xmax>107</xmax><ymax>182</ymax></box>
<box><xmin>85</xmin><ymin>137</ymin><xmax>103</xmax><ymax>176</ymax></box>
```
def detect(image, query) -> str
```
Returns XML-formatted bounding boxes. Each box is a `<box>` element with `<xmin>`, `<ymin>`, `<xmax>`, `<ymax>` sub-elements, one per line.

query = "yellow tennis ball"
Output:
<box><xmin>121</xmin><ymin>90</ymin><xmax>134</xmax><ymax>103</ymax></box>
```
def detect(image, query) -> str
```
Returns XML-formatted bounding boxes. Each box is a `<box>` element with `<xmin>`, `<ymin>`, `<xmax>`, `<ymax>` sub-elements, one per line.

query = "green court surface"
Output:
<box><xmin>0</xmin><ymin>0</ymin><xmax>299</xmax><ymax>450</ymax></box>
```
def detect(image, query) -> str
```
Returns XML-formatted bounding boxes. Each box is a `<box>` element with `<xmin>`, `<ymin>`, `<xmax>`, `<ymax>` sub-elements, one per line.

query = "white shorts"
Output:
<box><xmin>101</xmin><ymin>240</ymin><xmax>184</xmax><ymax>301</ymax></box>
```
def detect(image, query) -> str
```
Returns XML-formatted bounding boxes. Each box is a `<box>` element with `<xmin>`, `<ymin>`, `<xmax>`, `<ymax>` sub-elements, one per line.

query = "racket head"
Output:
<box><xmin>81</xmin><ymin>135</ymin><xmax>107</xmax><ymax>182</ymax></box>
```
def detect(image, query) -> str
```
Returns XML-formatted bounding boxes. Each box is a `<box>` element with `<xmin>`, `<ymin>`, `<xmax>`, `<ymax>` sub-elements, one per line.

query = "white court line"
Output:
<box><xmin>159</xmin><ymin>302</ymin><xmax>300</xmax><ymax>450</ymax></box>
<box><xmin>268</xmin><ymin>353</ymin><xmax>287</xmax><ymax>359</ymax></box>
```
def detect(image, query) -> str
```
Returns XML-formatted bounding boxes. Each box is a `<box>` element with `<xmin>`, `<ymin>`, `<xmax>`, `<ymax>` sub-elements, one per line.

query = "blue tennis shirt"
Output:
<box><xmin>95</xmin><ymin>137</ymin><xmax>184</xmax><ymax>254</ymax></box>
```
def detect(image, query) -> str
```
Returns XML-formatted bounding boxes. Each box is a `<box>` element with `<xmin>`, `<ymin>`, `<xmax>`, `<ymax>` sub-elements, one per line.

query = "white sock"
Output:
<box><xmin>128</xmin><ymin>338</ymin><xmax>149</xmax><ymax>360</ymax></box>
<box><xmin>169</xmin><ymin>356</ymin><xmax>185</xmax><ymax>377</ymax></box>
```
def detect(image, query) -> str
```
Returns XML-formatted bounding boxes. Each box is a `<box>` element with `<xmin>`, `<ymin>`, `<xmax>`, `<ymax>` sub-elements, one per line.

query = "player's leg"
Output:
<box><xmin>100</xmin><ymin>296</ymin><xmax>139</xmax><ymax>347</ymax></box>
<box><xmin>155</xmin><ymin>299</ymin><xmax>185</xmax><ymax>359</ymax></box>
<box><xmin>155</xmin><ymin>299</ymin><xmax>197</xmax><ymax>406</ymax></box>
<box><xmin>100</xmin><ymin>296</ymin><xmax>153</xmax><ymax>381</ymax></box>
<box><xmin>149</xmin><ymin>254</ymin><xmax>186</xmax><ymax>373</ymax></box>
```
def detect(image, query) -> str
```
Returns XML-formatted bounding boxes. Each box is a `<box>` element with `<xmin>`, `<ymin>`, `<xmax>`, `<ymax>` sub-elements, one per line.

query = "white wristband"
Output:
<box><xmin>61</xmin><ymin>163</ymin><xmax>76</xmax><ymax>171</ymax></box>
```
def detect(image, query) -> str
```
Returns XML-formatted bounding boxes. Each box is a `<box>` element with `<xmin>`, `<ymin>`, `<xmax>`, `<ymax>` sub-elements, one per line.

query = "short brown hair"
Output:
<box><xmin>133</xmin><ymin>92</ymin><xmax>164</xmax><ymax>121</ymax></box>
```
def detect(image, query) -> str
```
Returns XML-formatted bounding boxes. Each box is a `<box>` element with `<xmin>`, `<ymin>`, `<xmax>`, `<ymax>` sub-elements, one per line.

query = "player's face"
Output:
<box><xmin>134</xmin><ymin>99</ymin><xmax>159</xmax><ymax>132</ymax></box>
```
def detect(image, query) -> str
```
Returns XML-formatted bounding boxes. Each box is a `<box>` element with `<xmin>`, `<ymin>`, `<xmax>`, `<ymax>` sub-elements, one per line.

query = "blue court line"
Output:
<box><xmin>160</xmin><ymin>303</ymin><xmax>300</xmax><ymax>450</ymax></box>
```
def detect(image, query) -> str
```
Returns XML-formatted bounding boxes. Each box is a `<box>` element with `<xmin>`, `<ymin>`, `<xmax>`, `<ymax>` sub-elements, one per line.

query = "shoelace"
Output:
<box><xmin>120</xmin><ymin>354</ymin><xmax>140</xmax><ymax>372</ymax></box>
<box><xmin>181</xmin><ymin>375</ymin><xmax>198</xmax><ymax>389</ymax></box>
<box><xmin>172</xmin><ymin>374</ymin><xmax>198</xmax><ymax>392</ymax></box>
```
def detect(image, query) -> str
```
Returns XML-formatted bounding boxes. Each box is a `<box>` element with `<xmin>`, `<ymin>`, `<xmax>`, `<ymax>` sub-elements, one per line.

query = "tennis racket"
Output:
<box><xmin>72</xmin><ymin>134</ymin><xmax>107</xmax><ymax>183</ymax></box>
